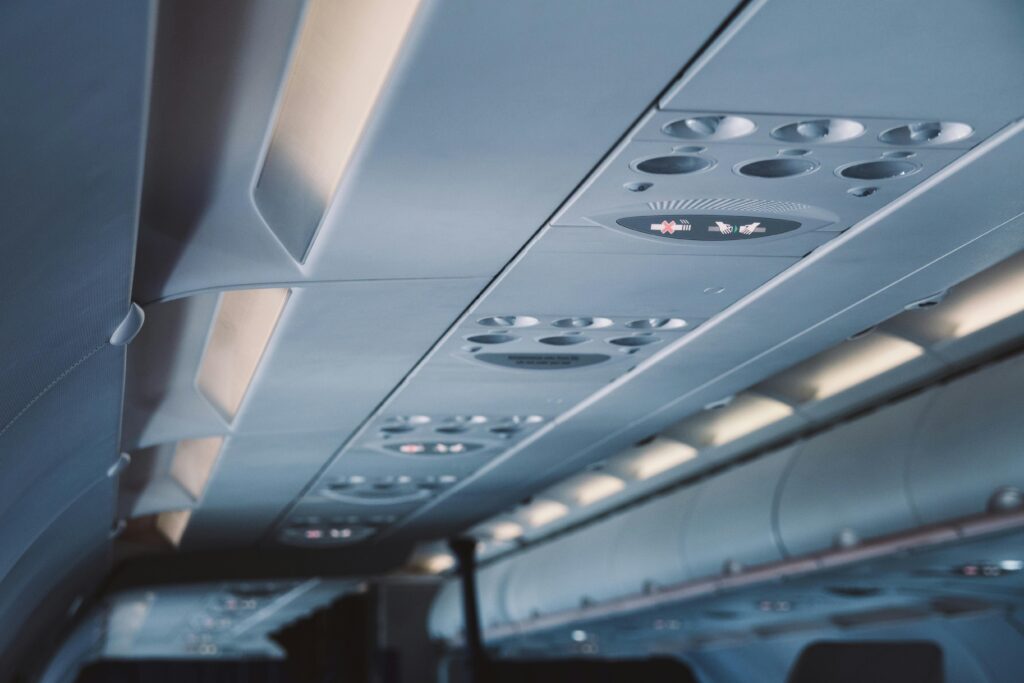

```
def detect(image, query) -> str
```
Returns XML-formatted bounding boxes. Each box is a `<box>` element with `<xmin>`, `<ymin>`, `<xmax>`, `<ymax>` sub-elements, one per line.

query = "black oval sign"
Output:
<box><xmin>616</xmin><ymin>214</ymin><xmax>801</xmax><ymax>241</ymax></box>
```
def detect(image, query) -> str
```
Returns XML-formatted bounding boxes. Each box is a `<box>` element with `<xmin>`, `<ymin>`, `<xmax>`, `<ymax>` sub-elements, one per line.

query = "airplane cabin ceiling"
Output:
<box><xmin>1</xmin><ymin>0</ymin><xmax>1022</xmax><ymax>679</ymax></box>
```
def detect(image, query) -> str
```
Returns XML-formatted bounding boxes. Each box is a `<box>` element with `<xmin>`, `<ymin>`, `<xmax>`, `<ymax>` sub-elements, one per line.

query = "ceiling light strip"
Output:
<box><xmin>254</xmin><ymin>0</ymin><xmax>423</xmax><ymax>261</ymax></box>
<box><xmin>196</xmin><ymin>288</ymin><xmax>290</xmax><ymax>420</ymax></box>
<box><xmin>169</xmin><ymin>436</ymin><xmax>225</xmax><ymax>501</ymax></box>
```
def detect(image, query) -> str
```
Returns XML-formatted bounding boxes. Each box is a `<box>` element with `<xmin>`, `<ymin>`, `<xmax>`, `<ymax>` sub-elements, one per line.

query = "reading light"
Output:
<box><xmin>627</xmin><ymin>438</ymin><xmax>698</xmax><ymax>480</ymax></box>
<box><xmin>804</xmin><ymin>333</ymin><xmax>924</xmax><ymax>400</ymax></box>
<box><xmin>424</xmin><ymin>554</ymin><xmax>455</xmax><ymax>574</ymax></box>
<box><xmin>169</xmin><ymin>437</ymin><xmax>224</xmax><ymax>500</ymax></box>
<box><xmin>197</xmin><ymin>288</ymin><xmax>289</xmax><ymax>420</ymax></box>
<box><xmin>524</xmin><ymin>500</ymin><xmax>570</xmax><ymax>528</ymax></box>
<box><xmin>572</xmin><ymin>473</ymin><xmax>626</xmax><ymax>506</ymax></box>
<box><xmin>704</xmin><ymin>394</ymin><xmax>794</xmax><ymax>446</ymax></box>
<box><xmin>490</xmin><ymin>522</ymin><xmax>524</xmax><ymax>542</ymax></box>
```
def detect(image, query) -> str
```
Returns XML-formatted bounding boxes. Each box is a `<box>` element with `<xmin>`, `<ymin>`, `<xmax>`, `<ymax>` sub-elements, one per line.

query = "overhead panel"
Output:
<box><xmin>346</xmin><ymin>0</ymin><xmax>1024</xmax><ymax>545</ymax></box>
<box><xmin>175</xmin><ymin>279</ymin><xmax>487</xmax><ymax>548</ymax></box>
<box><xmin>121</xmin><ymin>0</ymin><xmax>1024</xmax><ymax>565</ymax></box>
<box><xmin>134</xmin><ymin>0</ymin><xmax>741</xmax><ymax>300</ymax></box>
<box><xmin>196</xmin><ymin>288</ymin><xmax>290</xmax><ymax>421</ymax></box>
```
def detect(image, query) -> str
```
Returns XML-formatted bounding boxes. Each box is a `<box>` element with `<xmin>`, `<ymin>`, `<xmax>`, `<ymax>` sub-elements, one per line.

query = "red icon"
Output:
<box><xmin>650</xmin><ymin>219</ymin><xmax>690</xmax><ymax>235</ymax></box>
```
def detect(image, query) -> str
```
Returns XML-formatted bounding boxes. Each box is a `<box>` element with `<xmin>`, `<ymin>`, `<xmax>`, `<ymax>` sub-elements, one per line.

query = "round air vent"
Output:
<box><xmin>634</xmin><ymin>154</ymin><xmax>714</xmax><ymax>175</ymax></box>
<box><xmin>663</xmin><ymin>115</ymin><xmax>756</xmax><ymax>140</ymax></box>
<box><xmin>738</xmin><ymin>158</ymin><xmax>819</xmax><ymax>178</ymax></box>
<box><xmin>771</xmin><ymin>118</ymin><xmax>864</xmax><ymax>143</ymax></box>
<box><xmin>446</xmin><ymin>414</ymin><xmax>489</xmax><ymax>425</ymax></box>
<box><xmin>878</xmin><ymin>121</ymin><xmax>971</xmax><ymax>145</ymax></box>
<box><xmin>477</xmin><ymin>315</ymin><xmax>539</xmax><ymax>328</ymax></box>
<box><xmin>538</xmin><ymin>335</ymin><xmax>589</xmax><ymax>346</ymax></box>
<box><xmin>466</xmin><ymin>333</ymin><xmax>517</xmax><ymax>344</ymax></box>
<box><xmin>435</xmin><ymin>424</ymin><xmax>469</xmax><ymax>434</ymax></box>
<box><xmin>609</xmin><ymin>335</ymin><xmax>660</xmax><ymax>347</ymax></box>
<box><xmin>381</xmin><ymin>424</ymin><xmax>415</xmax><ymax>434</ymax></box>
<box><xmin>626</xmin><ymin>317</ymin><xmax>686</xmax><ymax>329</ymax></box>
<box><xmin>838</xmin><ymin>159</ymin><xmax>920</xmax><ymax>180</ymax></box>
<box><xmin>624</xmin><ymin>181</ymin><xmax>653</xmax><ymax>192</ymax></box>
<box><xmin>847</xmin><ymin>186</ymin><xmax>878</xmax><ymax>198</ymax></box>
<box><xmin>552</xmin><ymin>316</ymin><xmax>612</xmax><ymax>329</ymax></box>
<box><xmin>490</xmin><ymin>424</ymin><xmax>524</xmax><ymax>438</ymax></box>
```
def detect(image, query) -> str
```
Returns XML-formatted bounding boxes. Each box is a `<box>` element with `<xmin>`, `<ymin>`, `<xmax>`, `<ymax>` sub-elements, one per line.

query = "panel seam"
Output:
<box><xmin>0</xmin><ymin>343</ymin><xmax>106</xmax><ymax>439</ymax></box>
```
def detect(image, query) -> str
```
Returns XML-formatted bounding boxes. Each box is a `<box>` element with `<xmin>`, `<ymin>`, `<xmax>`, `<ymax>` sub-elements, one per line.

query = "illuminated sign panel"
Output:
<box><xmin>616</xmin><ymin>214</ymin><xmax>801</xmax><ymax>241</ymax></box>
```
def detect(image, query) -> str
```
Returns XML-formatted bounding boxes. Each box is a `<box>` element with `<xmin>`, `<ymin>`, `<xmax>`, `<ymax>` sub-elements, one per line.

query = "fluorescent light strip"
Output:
<box><xmin>524</xmin><ymin>500</ymin><xmax>570</xmax><ymax>528</ymax></box>
<box><xmin>942</xmin><ymin>256</ymin><xmax>1024</xmax><ymax>337</ymax></box>
<box><xmin>808</xmin><ymin>333</ymin><xmax>924</xmax><ymax>400</ymax></box>
<box><xmin>254</xmin><ymin>0</ymin><xmax>422</xmax><ymax>261</ymax></box>
<box><xmin>706</xmin><ymin>394</ymin><xmax>794</xmax><ymax>446</ymax></box>
<box><xmin>628</xmin><ymin>438</ymin><xmax>697</xmax><ymax>480</ymax></box>
<box><xmin>156</xmin><ymin>509</ymin><xmax>192</xmax><ymax>547</ymax></box>
<box><xmin>423</xmin><ymin>554</ymin><xmax>455</xmax><ymax>573</ymax></box>
<box><xmin>169</xmin><ymin>437</ymin><xmax>224</xmax><ymax>500</ymax></box>
<box><xmin>197</xmin><ymin>288</ymin><xmax>289</xmax><ymax>420</ymax></box>
<box><xmin>572</xmin><ymin>474</ymin><xmax>626</xmax><ymax>506</ymax></box>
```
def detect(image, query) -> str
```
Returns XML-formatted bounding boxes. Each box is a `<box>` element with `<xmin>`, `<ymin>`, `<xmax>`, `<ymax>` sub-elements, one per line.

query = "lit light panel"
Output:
<box><xmin>704</xmin><ymin>393</ymin><xmax>794</xmax><ymax>446</ymax></box>
<box><xmin>627</xmin><ymin>438</ymin><xmax>698</xmax><ymax>480</ymax></box>
<box><xmin>197</xmin><ymin>288</ymin><xmax>289</xmax><ymax>419</ymax></box>
<box><xmin>938</xmin><ymin>256</ymin><xmax>1024</xmax><ymax>338</ymax></box>
<box><xmin>254</xmin><ymin>0</ymin><xmax>422</xmax><ymax>261</ymax></box>
<box><xmin>156</xmin><ymin>509</ymin><xmax>192</xmax><ymax>547</ymax></box>
<box><xmin>524</xmin><ymin>500</ymin><xmax>570</xmax><ymax>528</ymax></box>
<box><xmin>806</xmin><ymin>333</ymin><xmax>924</xmax><ymax>400</ymax></box>
<box><xmin>572</xmin><ymin>473</ymin><xmax>626</xmax><ymax>506</ymax></box>
<box><xmin>489</xmin><ymin>521</ymin><xmax>524</xmax><ymax>542</ymax></box>
<box><xmin>169</xmin><ymin>437</ymin><xmax>224</xmax><ymax>500</ymax></box>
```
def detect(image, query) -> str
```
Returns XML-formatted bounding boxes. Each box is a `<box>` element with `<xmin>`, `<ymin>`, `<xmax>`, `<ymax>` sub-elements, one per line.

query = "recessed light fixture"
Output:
<box><xmin>626</xmin><ymin>438</ymin><xmax>697</xmax><ymax>480</ymax></box>
<box><xmin>805</xmin><ymin>332</ymin><xmax>924</xmax><ymax>400</ymax></box>
<box><xmin>424</xmin><ymin>554</ymin><xmax>455</xmax><ymax>574</ymax></box>
<box><xmin>196</xmin><ymin>288</ymin><xmax>290</xmax><ymax>420</ymax></box>
<box><xmin>572</xmin><ymin>474</ymin><xmax>626</xmax><ymax>506</ymax></box>
<box><xmin>938</xmin><ymin>257</ymin><xmax>1024</xmax><ymax>337</ymax></box>
<box><xmin>253</xmin><ymin>0</ymin><xmax>423</xmax><ymax>261</ymax></box>
<box><xmin>703</xmin><ymin>394</ymin><xmax>794</xmax><ymax>446</ymax></box>
<box><xmin>490</xmin><ymin>522</ymin><xmax>524</xmax><ymax>542</ymax></box>
<box><xmin>169</xmin><ymin>437</ymin><xmax>224</xmax><ymax>500</ymax></box>
<box><xmin>524</xmin><ymin>500</ymin><xmax>570</xmax><ymax>528</ymax></box>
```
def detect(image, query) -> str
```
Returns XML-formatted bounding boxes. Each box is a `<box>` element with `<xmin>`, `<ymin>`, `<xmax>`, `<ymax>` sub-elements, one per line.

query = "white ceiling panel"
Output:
<box><xmin>660</xmin><ymin>0</ymin><xmax>1024</xmax><ymax>134</ymax></box>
